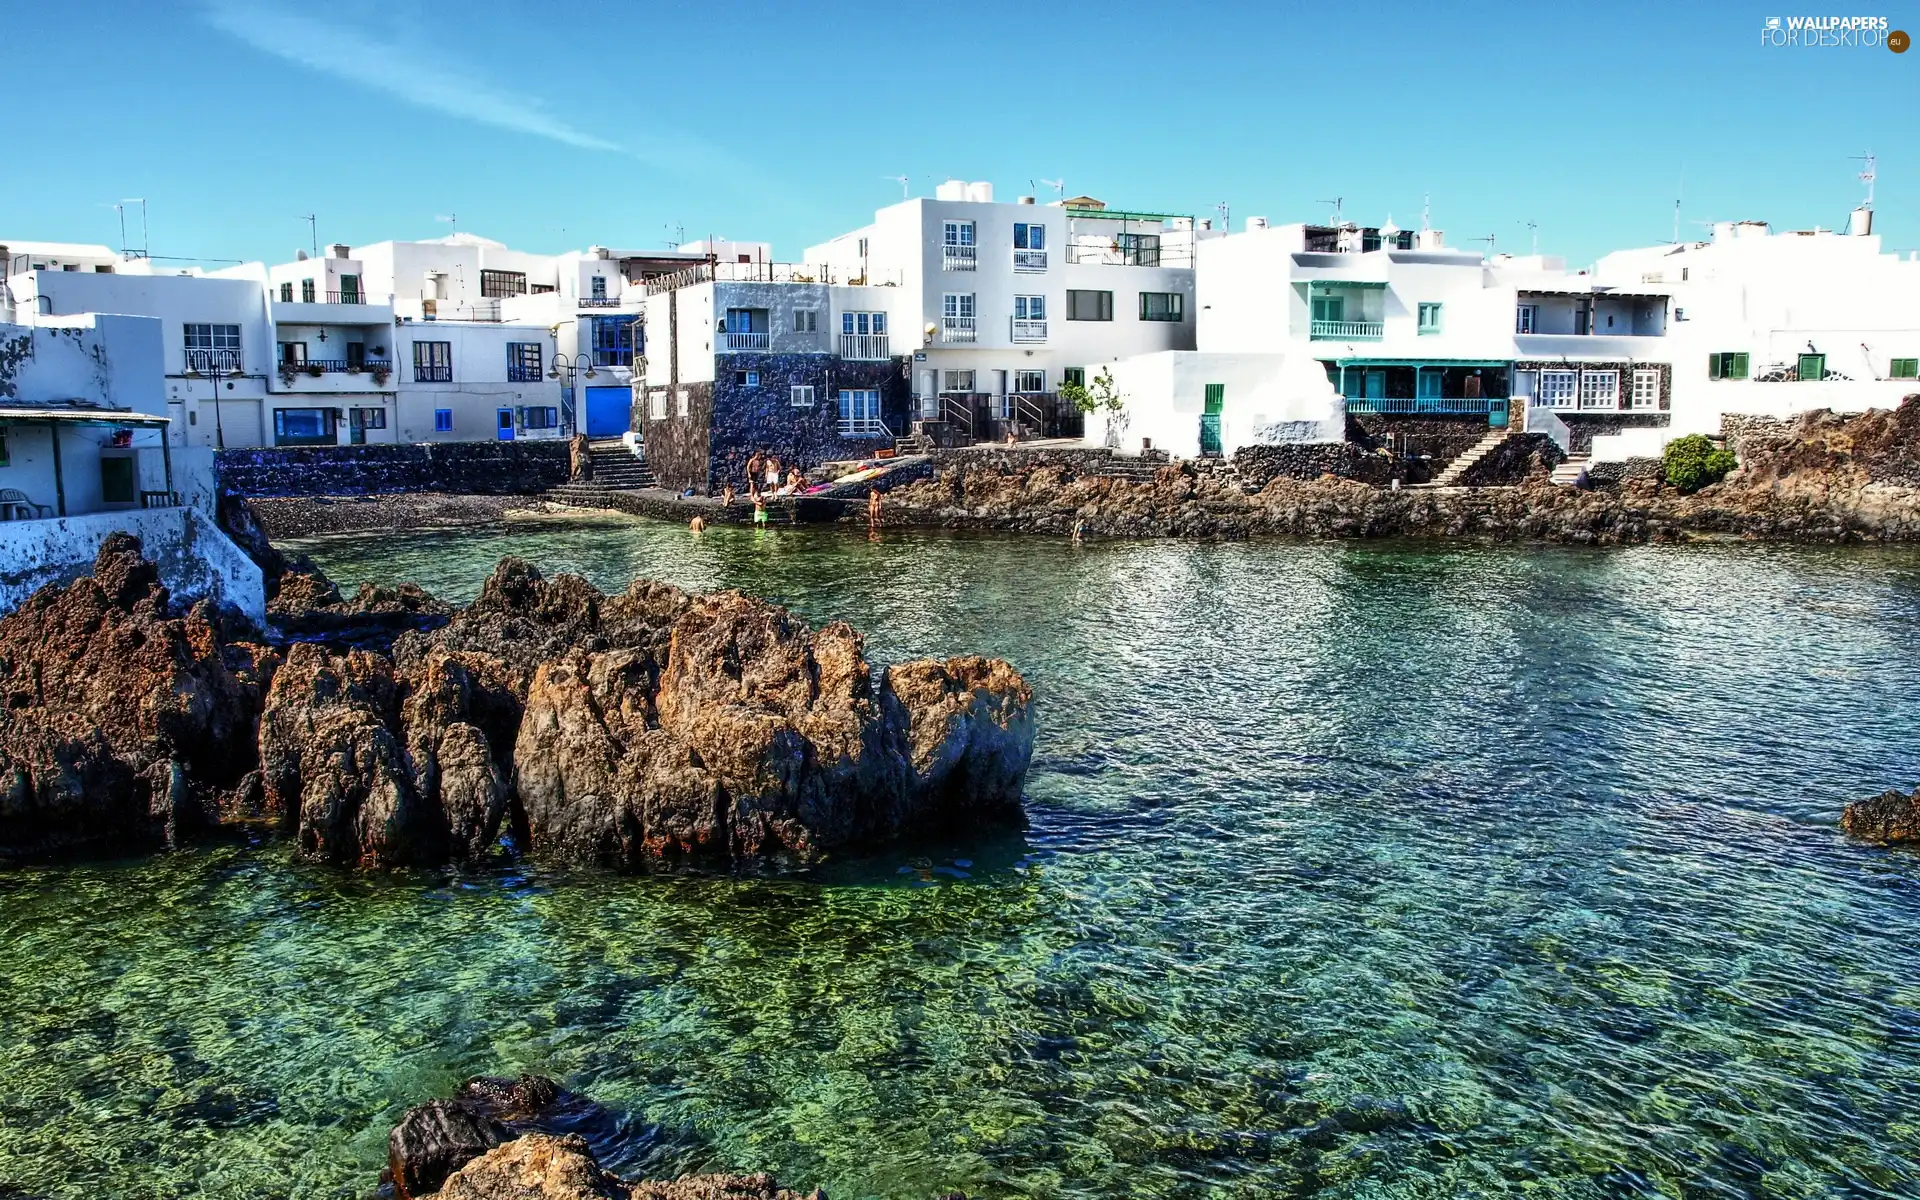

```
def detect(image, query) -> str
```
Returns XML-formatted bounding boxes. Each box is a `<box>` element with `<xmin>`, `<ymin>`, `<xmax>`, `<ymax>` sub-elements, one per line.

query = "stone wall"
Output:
<box><xmin>930</xmin><ymin>445</ymin><xmax>1169</xmax><ymax>478</ymax></box>
<box><xmin>1231</xmin><ymin>442</ymin><xmax>1434</xmax><ymax>487</ymax></box>
<box><xmin>1718</xmin><ymin>413</ymin><xmax>1795</xmax><ymax>456</ymax></box>
<box><xmin>216</xmin><ymin>441</ymin><xmax>571</xmax><ymax>497</ymax></box>
<box><xmin>1345</xmin><ymin>414</ymin><xmax>1490</xmax><ymax>463</ymax></box>
<box><xmin>1584</xmin><ymin>457</ymin><xmax>1664</xmax><ymax>490</ymax></box>
<box><xmin>1456</xmin><ymin>433</ymin><xmax>1565</xmax><ymax>487</ymax></box>
<box><xmin>706</xmin><ymin>354</ymin><xmax>911</xmax><ymax>495</ymax></box>
<box><xmin>640</xmin><ymin>381</ymin><xmax>715</xmax><ymax>494</ymax></box>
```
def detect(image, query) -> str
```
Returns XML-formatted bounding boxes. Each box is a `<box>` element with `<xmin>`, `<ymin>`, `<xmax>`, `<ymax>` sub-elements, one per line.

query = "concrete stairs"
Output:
<box><xmin>1426</xmin><ymin>429</ymin><xmax>1513</xmax><ymax>489</ymax></box>
<box><xmin>547</xmin><ymin>439</ymin><xmax>656</xmax><ymax>505</ymax></box>
<box><xmin>1549</xmin><ymin>455</ymin><xmax>1591</xmax><ymax>487</ymax></box>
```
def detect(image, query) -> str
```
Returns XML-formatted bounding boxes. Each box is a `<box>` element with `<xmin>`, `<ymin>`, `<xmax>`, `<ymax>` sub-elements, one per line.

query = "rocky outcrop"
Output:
<box><xmin>877</xmin><ymin>397</ymin><xmax>1920</xmax><ymax>545</ymax></box>
<box><xmin>0</xmin><ymin>535</ymin><xmax>272</xmax><ymax>857</ymax></box>
<box><xmin>432</xmin><ymin>1135</ymin><xmax>826</xmax><ymax>1200</ymax></box>
<box><xmin>0</xmin><ymin>550</ymin><xmax>1032</xmax><ymax>870</ymax></box>
<box><xmin>1841</xmin><ymin>786</ymin><xmax>1920</xmax><ymax>844</ymax></box>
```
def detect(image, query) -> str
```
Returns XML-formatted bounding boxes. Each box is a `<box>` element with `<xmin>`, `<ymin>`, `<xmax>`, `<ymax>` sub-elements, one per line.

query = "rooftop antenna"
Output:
<box><xmin>1526</xmin><ymin>220</ymin><xmax>1539</xmax><ymax>255</ymax></box>
<box><xmin>1039</xmin><ymin>177</ymin><xmax>1065</xmax><ymax>200</ymax></box>
<box><xmin>435</xmin><ymin>213</ymin><xmax>458</xmax><ymax>237</ymax></box>
<box><xmin>1316</xmin><ymin>196</ymin><xmax>1344</xmax><ymax>224</ymax></box>
<box><xmin>119</xmin><ymin>198</ymin><xmax>148</xmax><ymax>259</ymax></box>
<box><xmin>1215</xmin><ymin>200</ymin><xmax>1230</xmax><ymax>231</ymax></box>
<box><xmin>1420</xmin><ymin>194</ymin><xmax>1432</xmax><ymax>232</ymax></box>
<box><xmin>1472</xmin><ymin>232</ymin><xmax>1497</xmax><ymax>254</ymax></box>
<box><xmin>665</xmin><ymin>222</ymin><xmax>684</xmax><ymax>249</ymax></box>
<box><xmin>1853</xmin><ymin>151</ymin><xmax>1877</xmax><ymax>207</ymax></box>
<box><xmin>299</xmin><ymin>214</ymin><xmax>317</xmax><ymax>259</ymax></box>
<box><xmin>112</xmin><ymin>203</ymin><xmax>128</xmax><ymax>258</ymax></box>
<box><xmin>885</xmin><ymin>175</ymin><xmax>910</xmax><ymax>200</ymax></box>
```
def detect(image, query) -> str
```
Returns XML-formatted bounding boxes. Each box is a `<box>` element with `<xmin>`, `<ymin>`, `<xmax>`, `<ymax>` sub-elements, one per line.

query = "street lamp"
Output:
<box><xmin>547</xmin><ymin>352</ymin><xmax>597</xmax><ymax>437</ymax></box>
<box><xmin>183</xmin><ymin>359</ymin><xmax>244</xmax><ymax>450</ymax></box>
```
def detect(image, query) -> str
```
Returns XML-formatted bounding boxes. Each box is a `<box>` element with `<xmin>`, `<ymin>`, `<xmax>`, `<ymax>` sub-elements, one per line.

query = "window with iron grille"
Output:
<box><xmin>279</xmin><ymin>283</ymin><xmax>293</xmax><ymax>302</ymax></box>
<box><xmin>591</xmin><ymin>316</ymin><xmax>637</xmax><ymax>366</ymax></box>
<box><xmin>648</xmin><ymin>389</ymin><xmax>667</xmax><ymax>419</ymax></box>
<box><xmin>301</xmin><ymin>278</ymin><xmax>315</xmax><ymax>302</ymax></box>
<box><xmin>413</xmin><ymin>341</ymin><xmax>452</xmax><ymax>382</ymax></box>
<box><xmin>183</xmin><ymin>324</ymin><xmax>242</xmax><ymax>372</ymax></box>
<box><xmin>480</xmin><ymin>269</ymin><xmax>527</xmax><ymax>298</ymax></box>
<box><xmin>507</xmin><ymin>342</ymin><xmax>543</xmax><ymax>382</ymax></box>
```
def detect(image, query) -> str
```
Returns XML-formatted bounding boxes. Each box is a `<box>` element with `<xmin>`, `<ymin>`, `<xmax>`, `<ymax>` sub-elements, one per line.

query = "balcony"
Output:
<box><xmin>577</xmin><ymin>296</ymin><xmax>622</xmax><ymax>308</ymax></box>
<box><xmin>301</xmin><ymin>358</ymin><xmax>393</xmax><ymax>374</ymax></box>
<box><xmin>942</xmin><ymin>245</ymin><xmax>977</xmax><ymax>271</ymax></box>
<box><xmin>722</xmin><ymin>331</ymin><xmax>770</xmax><ymax>352</ymax></box>
<box><xmin>1345</xmin><ymin>396</ymin><xmax>1497</xmax><ymax>416</ymax></box>
<box><xmin>941</xmin><ymin>316</ymin><xmax>977</xmax><ymax>343</ymax></box>
<box><xmin>1013</xmin><ymin>249</ymin><xmax>1048</xmax><ymax>272</ymax></box>
<box><xmin>839</xmin><ymin>332</ymin><xmax>891</xmax><ymax>360</ymax></box>
<box><xmin>839</xmin><ymin>415</ymin><xmax>891</xmax><ymax>437</ymax></box>
<box><xmin>184</xmin><ymin>348</ymin><xmax>243</xmax><ymax>373</ymax></box>
<box><xmin>325</xmin><ymin>290</ymin><xmax>364</xmax><ymax>304</ymax></box>
<box><xmin>273</xmin><ymin>297</ymin><xmax>394</xmax><ymax>326</ymax></box>
<box><xmin>1309</xmin><ymin>320</ymin><xmax>1384</xmax><ymax>341</ymax></box>
<box><xmin>1011</xmin><ymin>318</ymin><xmax>1048</xmax><ymax>343</ymax></box>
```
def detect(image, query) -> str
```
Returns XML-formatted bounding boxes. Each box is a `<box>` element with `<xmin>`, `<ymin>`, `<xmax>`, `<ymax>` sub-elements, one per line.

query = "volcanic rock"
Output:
<box><xmin>1841</xmin><ymin>786</ymin><xmax>1920</xmax><ymax>844</ymax></box>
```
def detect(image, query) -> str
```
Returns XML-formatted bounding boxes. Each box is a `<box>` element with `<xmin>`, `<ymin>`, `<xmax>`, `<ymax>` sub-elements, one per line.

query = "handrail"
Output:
<box><xmin>941</xmin><ymin>393</ymin><xmax>975</xmax><ymax>441</ymax></box>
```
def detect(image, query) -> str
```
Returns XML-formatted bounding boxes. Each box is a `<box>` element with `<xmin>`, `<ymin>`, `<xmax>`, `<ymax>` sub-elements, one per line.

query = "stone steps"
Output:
<box><xmin>1550</xmin><ymin>455</ymin><xmax>1592</xmax><ymax>487</ymax></box>
<box><xmin>1427</xmin><ymin>430</ymin><xmax>1513</xmax><ymax>488</ymax></box>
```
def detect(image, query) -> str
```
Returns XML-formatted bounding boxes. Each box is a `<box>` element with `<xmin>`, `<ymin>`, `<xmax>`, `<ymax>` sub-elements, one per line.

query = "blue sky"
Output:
<box><xmin>5</xmin><ymin>1</ymin><xmax>1916</xmax><ymax>268</ymax></box>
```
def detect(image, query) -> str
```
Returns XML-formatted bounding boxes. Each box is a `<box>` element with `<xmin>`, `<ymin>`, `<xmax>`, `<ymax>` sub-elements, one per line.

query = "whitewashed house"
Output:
<box><xmin>806</xmin><ymin>183</ymin><xmax>1201</xmax><ymax>441</ymax></box>
<box><xmin>0</xmin><ymin>305</ymin><xmax>261</xmax><ymax>620</ymax></box>
<box><xmin>1593</xmin><ymin>210</ymin><xmax>1920</xmax><ymax>449</ymax></box>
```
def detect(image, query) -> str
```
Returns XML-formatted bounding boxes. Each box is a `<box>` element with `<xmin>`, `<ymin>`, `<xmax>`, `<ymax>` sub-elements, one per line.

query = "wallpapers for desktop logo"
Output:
<box><xmin>1760</xmin><ymin>15</ymin><xmax>1906</xmax><ymax>49</ymax></box>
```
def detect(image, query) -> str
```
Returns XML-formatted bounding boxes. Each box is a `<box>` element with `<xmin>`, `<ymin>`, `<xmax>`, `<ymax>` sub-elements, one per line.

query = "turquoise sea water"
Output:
<box><xmin>4</xmin><ymin>516</ymin><xmax>1920</xmax><ymax>1199</ymax></box>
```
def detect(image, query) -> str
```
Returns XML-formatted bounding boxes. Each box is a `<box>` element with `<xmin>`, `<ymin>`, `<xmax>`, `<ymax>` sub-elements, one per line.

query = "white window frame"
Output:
<box><xmin>942</xmin><ymin>221</ymin><xmax>975</xmax><ymax>247</ymax></box>
<box><xmin>1630</xmin><ymin>368</ymin><xmax>1661</xmax><ymax>410</ymax></box>
<box><xmin>1578</xmin><ymin>369</ymin><xmax>1619</xmax><ymax>410</ymax></box>
<box><xmin>842</xmin><ymin>311</ymin><xmax>886</xmax><ymax>335</ymax></box>
<box><xmin>942</xmin><ymin>293</ymin><xmax>975</xmax><ymax>319</ymax></box>
<box><xmin>1015</xmin><ymin>369</ymin><xmax>1045</xmax><ymax>393</ymax></box>
<box><xmin>838</xmin><ymin>388</ymin><xmax>883</xmax><ymax>435</ymax></box>
<box><xmin>1515</xmin><ymin>304</ymin><xmax>1538</xmax><ymax>334</ymax></box>
<box><xmin>793</xmin><ymin>307</ymin><xmax>818</xmax><ymax>333</ymax></box>
<box><xmin>649</xmin><ymin>388</ymin><xmax>668</xmax><ymax>419</ymax></box>
<box><xmin>1538</xmin><ymin>369</ymin><xmax>1579</xmax><ymax>409</ymax></box>
<box><xmin>1013</xmin><ymin>295</ymin><xmax>1046</xmax><ymax>321</ymax></box>
<box><xmin>1013</xmin><ymin>222</ymin><xmax>1045</xmax><ymax>250</ymax></box>
<box><xmin>790</xmin><ymin>384</ymin><xmax>816</xmax><ymax>408</ymax></box>
<box><xmin>732</xmin><ymin>369</ymin><xmax>761</xmax><ymax>387</ymax></box>
<box><xmin>942</xmin><ymin>369</ymin><xmax>975</xmax><ymax>392</ymax></box>
<box><xmin>677</xmin><ymin>389</ymin><xmax>691</xmax><ymax>417</ymax></box>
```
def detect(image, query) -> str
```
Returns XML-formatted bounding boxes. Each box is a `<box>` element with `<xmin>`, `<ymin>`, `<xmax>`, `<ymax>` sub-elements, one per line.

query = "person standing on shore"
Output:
<box><xmin>765</xmin><ymin>454</ymin><xmax>783</xmax><ymax>494</ymax></box>
<box><xmin>867</xmin><ymin>487</ymin><xmax>882</xmax><ymax>528</ymax></box>
<box><xmin>746</xmin><ymin>450</ymin><xmax>765</xmax><ymax>500</ymax></box>
<box><xmin>721</xmin><ymin>483</ymin><xmax>737</xmax><ymax>508</ymax></box>
<box><xmin>569</xmin><ymin>433</ymin><xmax>593</xmax><ymax>482</ymax></box>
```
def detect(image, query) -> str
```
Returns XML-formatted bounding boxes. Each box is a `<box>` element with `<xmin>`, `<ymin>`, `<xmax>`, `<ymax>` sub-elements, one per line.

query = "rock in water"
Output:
<box><xmin>428</xmin><ymin>1134</ymin><xmax>827</xmax><ymax>1200</ymax></box>
<box><xmin>0</xmin><ymin>534</ymin><xmax>269</xmax><ymax>857</ymax></box>
<box><xmin>1842</xmin><ymin>786</ymin><xmax>1920</xmax><ymax>844</ymax></box>
<box><xmin>387</xmin><ymin>1099</ymin><xmax>512</xmax><ymax>1199</ymax></box>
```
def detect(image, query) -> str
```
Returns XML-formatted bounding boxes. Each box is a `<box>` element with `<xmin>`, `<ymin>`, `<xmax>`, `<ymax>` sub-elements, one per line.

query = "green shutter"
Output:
<box><xmin>1797</xmin><ymin>353</ymin><xmax>1824</xmax><ymax>382</ymax></box>
<box><xmin>1889</xmin><ymin>358</ymin><xmax>1918</xmax><ymax>380</ymax></box>
<box><xmin>1203</xmin><ymin>383</ymin><xmax>1225</xmax><ymax>413</ymax></box>
<box><xmin>1730</xmin><ymin>353</ymin><xmax>1749</xmax><ymax>380</ymax></box>
<box><xmin>1708</xmin><ymin>353</ymin><xmax>1723</xmax><ymax>380</ymax></box>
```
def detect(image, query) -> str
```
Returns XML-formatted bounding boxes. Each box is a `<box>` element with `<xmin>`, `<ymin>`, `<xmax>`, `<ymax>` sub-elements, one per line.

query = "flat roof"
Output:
<box><xmin>1062</xmin><ymin>206</ymin><xmax>1189</xmax><ymax>223</ymax></box>
<box><xmin>0</xmin><ymin>407</ymin><xmax>168</xmax><ymax>426</ymax></box>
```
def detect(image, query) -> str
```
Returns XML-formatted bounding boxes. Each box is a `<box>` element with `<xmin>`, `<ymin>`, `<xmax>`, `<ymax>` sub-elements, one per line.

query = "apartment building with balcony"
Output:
<box><xmin>636</xmin><ymin>268</ymin><xmax>912</xmax><ymax>493</ymax></box>
<box><xmin>1593</xmin><ymin>211</ymin><xmax>1920</xmax><ymax>448</ymax></box>
<box><xmin>805</xmin><ymin>182</ymin><xmax>1201</xmax><ymax>442</ymax></box>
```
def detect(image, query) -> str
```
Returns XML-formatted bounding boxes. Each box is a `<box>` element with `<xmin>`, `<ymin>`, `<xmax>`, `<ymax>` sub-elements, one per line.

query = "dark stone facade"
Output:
<box><xmin>642</xmin><ymin>354</ymin><xmax>913</xmax><ymax>495</ymax></box>
<box><xmin>1346</xmin><ymin>414</ymin><xmax>1491</xmax><ymax>465</ymax></box>
<box><xmin>216</xmin><ymin>441</ymin><xmax>571</xmax><ymax>497</ymax></box>
<box><xmin>1584</xmin><ymin>457</ymin><xmax>1664</xmax><ymax>490</ymax></box>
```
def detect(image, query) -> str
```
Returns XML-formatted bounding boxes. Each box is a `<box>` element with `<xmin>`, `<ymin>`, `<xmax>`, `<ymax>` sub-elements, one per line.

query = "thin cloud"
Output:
<box><xmin>204</xmin><ymin>2</ymin><xmax>621</xmax><ymax>154</ymax></box>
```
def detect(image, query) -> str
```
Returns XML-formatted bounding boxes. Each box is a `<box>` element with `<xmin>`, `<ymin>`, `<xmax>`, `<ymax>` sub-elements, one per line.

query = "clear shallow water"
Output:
<box><xmin>6</xmin><ymin>517</ymin><xmax>1920</xmax><ymax>1199</ymax></box>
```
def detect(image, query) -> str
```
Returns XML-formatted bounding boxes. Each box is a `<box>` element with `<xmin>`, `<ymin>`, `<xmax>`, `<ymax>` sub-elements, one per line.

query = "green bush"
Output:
<box><xmin>1663</xmin><ymin>434</ymin><xmax>1737</xmax><ymax>492</ymax></box>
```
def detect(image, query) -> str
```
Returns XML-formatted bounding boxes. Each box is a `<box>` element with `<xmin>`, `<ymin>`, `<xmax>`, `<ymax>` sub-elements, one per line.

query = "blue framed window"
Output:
<box><xmin>591</xmin><ymin>316</ymin><xmax>638</xmax><ymax>366</ymax></box>
<box><xmin>1417</xmin><ymin>303</ymin><xmax>1443</xmax><ymax>333</ymax></box>
<box><xmin>434</xmin><ymin>408</ymin><xmax>453</xmax><ymax>432</ymax></box>
<box><xmin>507</xmin><ymin>342</ymin><xmax>543</xmax><ymax>382</ymax></box>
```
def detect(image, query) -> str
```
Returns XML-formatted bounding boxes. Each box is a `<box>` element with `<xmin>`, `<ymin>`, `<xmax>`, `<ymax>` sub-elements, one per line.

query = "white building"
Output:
<box><xmin>1594</xmin><ymin>210</ymin><xmax>1920</xmax><ymax>447</ymax></box>
<box><xmin>805</xmin><ymin>183</ymin><xmax>1202</xmax><ymax>439</ymax></box>
<box><xmin>0</xmin><ymin>306</ymin><xmax>261</xmax><ymax>621</ymax></box>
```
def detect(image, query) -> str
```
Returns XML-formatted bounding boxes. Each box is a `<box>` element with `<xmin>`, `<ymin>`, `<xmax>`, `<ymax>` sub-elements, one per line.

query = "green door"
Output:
<box><xmin>1798</xmin><ymin>353</ymin><xmax>1825</xmax><ymax>382</ymax></box>
<box><xmin>1311</xmin><ymin>295</ymin><xmax>1344</xmax><ymax>324</ymax></box>
<box><xmin>1365</xmin><ymin>371</ymin><xmax>1385</xmax><ymax>399</ymax></box>
<box><xmin>100</xmin><ymin>456</ymin><xmax>135</xmax><ymax>505</ymax></box>
<box><xmin>1200</xmin><ymin>383</ymin><xmax>1224</xmax><ymax>455</ymax></box>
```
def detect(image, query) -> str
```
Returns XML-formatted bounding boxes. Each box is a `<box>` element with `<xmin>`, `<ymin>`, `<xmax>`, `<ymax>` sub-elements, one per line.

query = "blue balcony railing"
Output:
<box><xmin>1345</xmin><ymin>396</ymin><xmax>1499</xmax><ymax>415</ymax></box>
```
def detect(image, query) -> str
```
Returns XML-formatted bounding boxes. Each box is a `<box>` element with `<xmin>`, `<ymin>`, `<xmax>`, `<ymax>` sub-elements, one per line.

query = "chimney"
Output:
<box><xmin>1415</xmin><ymin>229</ymin><xmax>1445</xmax><ymax>249</ymax></box>
<box><xmin>1247</xmin><ymin>216</ymin><xmax>1268</xmax><ymax>231</ymax></box>
<box><xmin>1017</xmin><ymin>195</ymin><xmax>1036</xmax><ymax>205</ymax></box>
<box><xmin>330</xmin><ymin>243</ymin><xmax>351</xmax><ymax>258</ymax></box>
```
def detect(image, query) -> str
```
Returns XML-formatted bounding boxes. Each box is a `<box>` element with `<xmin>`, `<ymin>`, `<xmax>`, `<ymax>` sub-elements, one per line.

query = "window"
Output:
<box><xmin>523</xmin><ymin>406</ymin><xmax>559</xmax><ymax>430</ymax></box>
<box><xmin>1014</xmin><ymin>295</ymin><xmax>1046</xmax><ymax>321</ymax></box>
<box><xmin>1013</xmin><ymin>223</ymin><xmax>1047</xmax><ymax>271</ymax></box>
<box><xmin>1708</xmin><ymin>352</ymin><xmax>1750</xmax><ymax>380</ymax></box>
<box><xmin>841</xmin><ymin>311</ymin><xmax>886</xmax><ymax>335</ymax></box>
<box><xmin>279</xmin><ymin>282</ymin><xmax>293</xmax><ymax>302</ymax></box>
<box><xmin>942</xmin><ymin>221</ymin><xmax>976</xmax><ymax>269</ymax></box>
<box><xmin>1063</xmin><ymin>367</ymin><xmax>1086</xmax><ymax>389</ymax></box>
<box><xmin>1515</xmin><ymin>304</ymin><xmax>1538</xmax><ymax>334</ymax></box>
<box><xmin>1579</xmin><ymin>370</ymin><xmax>1619</xmax><ymax>409</ymax></box>
<box><xmin>413</xmin><ymin>340</ymin><xmax>453</xmax><ymax>382</ymax></box>
<box><xmin>507</xmin><ymin>342</ymin><xmax>543</xmax><ymax>382</ymax></box>
<box><xmin>942</xmin><ymin>220</ymin><xmax>975</xmax><ymax>247</ymax></box>
<box><xmin>790</xmin><ymin>384</ymin><xmax>816</xmax><ymax>408</ymax></box>
<box><xmin>1673</xmin><ymin>306</ymin><xmax>1687</xmax><ymax>322</ymax></box>
<box><xmin>277</xmin><ymin>341</ymin><xmax>307</xmax><ymax>366</ymax></box>
<box><xmin>732</xmin><ymin>370</ymin><xmax>761</xmax><ymax>387</ymax></box>
<box><xmin>355</xmin><ymin>406</ymin><xmax>387</xmax><ymax>429</ymax></box>
<box><xmin>838</xmin><ymin>389</ymin><xmax>882</xmax><ymax>435</ymax></box>
<box><xmin>1139</xmin><ymin>292</ymin><xmax>1184</xmax><ymax>322</ymax></box>
<box><xmin>1630</xmin><ymin>369</ymin><xmax>1661</xmax><ymax>410</ymax></box>
<box><xmin>345</xmin><ymin>341</ymin><xmax>365</xmax><ymax>369</ymax></box>
<box><xmin>434</xmin><ymin>408</ymin><xmax>454</xmax><ymax>432</ymax></box>
<box><xmin>677</xmin><ymin>389</ymin><xmax>691</xmax><ymax>417</ymax></box>
<box><xmin>1067</xmin><ymin>290</ymin><xmax>1114</xmax><ymax>321</ymax></box>
<box><xmin>794</xmin><ymin>308</ymin><xmax>818</xmax><ymax>333</ymax></box>
<box><xmin>590</xmin><ymin>276</ymin><xmax>607</xmax><ymax>300</ymax></box>
<box><xmin>648</xmin><ymin>389</ymin><xmax>667</xmax><ymax>420</ymax></box>
<box><xmin>183</xmin><ymin>324</ymin><xmax>242</xmax><ymax>372</ymax></box>
<box><xmin>531</xmin><ymin>284</ymin><xmax>556</xmax><ymax>294</ymax></box>
<box><xmin>1539</xmin><ymin>369</ymin><xmax>1579</xmax><ymax>408</ymax></box>
<box><xmin>1416</xmin><ymin>369</ymin><xmax>1443</xmax><ymax>399</ymax></box>
<box><xmin>592</xmin><ymin>316</ymin><xmax>638</xmax><ymax>366</ymax></box>
<box><xmin>301</xmin><ymin>278</ymin><xmax>315</xmax><ymax>302</ymax></box>
<box><xmin>480</xmin><ymin>269</ymin><xmax>527</xmax><ymax>298</ymax></box>
<box><xmin>942</xmin><ymin>370</ymin><xmax>975</xmax><ymax>392</ymax></box>
<box><xmin>1798</xmin><ymin>353</ymin><xmax>1826</xmax><ymax>382</ymax></box>
<box><xmin>339</xmin><ymin>274</ymin><xmax>361</xmax><ymax>304</ymax></box>
<box><xmin>0</xmin><ymin>432</ymin><xmax>8</xmax><ymax>467</ymax></box>
<box><xmin>1890</xmin><ymin>358</ymin><xmax>1919</xmax><ymax>379</ymax></box>
<box><xmin>272</xmin><ymin>407</ymin><xmax>335</xmax><ymax>446</ymax></box>
<box><xmin>1015</xmin><ymin>370</ymin><xmax>1045</xmax><ymax>393</ymax></box>
<box><xmin>1417</xmin><ymin>303</ymin><xmax>1443</xmax><ymax>334</ymax></box>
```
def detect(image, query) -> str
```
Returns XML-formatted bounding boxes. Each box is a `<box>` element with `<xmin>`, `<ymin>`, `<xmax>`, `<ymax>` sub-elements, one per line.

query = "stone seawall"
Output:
<box><xmin>216</xmin><ymin>442</ymin><xmax>571</xmax><ymax>498</ymax></box>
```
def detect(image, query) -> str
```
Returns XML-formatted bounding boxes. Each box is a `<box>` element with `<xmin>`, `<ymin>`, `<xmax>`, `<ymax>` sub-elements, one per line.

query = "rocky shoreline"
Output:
<box><xmin>0</xmin><ymin>538</ymin><xmax>1033</xmax><ymax>871</ymax></box>
<box><xmin>247</xmin><ymin>491</ymin><xmax>569</xmax><ymax>539</ymax></box>
<box><xmin>869</xmin><ymin>400</ymin><xmax>1920</xmax><ymax>545</ymax></box>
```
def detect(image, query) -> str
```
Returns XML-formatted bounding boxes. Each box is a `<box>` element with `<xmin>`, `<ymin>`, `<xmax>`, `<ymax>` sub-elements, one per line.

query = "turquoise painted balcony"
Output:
<box><xmin>1310</xmin><ymin>319</ymin><xmax>1384</xmax><ymax>340</ymax></box>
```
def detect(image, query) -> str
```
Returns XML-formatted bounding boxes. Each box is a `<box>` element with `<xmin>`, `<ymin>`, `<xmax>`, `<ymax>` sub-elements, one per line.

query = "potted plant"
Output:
<box><xmin>278</xmin><ymin>365</ymin><xmax>298</xmax><ymax>387</ymax></box>
<box><xmin>304</xmin><ymin>362</ymin><xmax>323</xmax><ymax>378</ymax></box>
<box><xmin>368</xmin><ymin>365</ymin><xmax>391</xmax><ymax>386</ymax></box>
